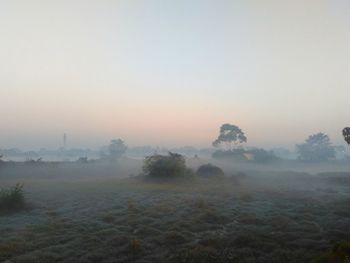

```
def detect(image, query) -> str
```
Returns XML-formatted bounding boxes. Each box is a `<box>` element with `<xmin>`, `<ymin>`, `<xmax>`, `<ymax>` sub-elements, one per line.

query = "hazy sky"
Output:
<box><xmin>1</xmin><ymin>0</ymin><xmax>349</xmax><ymax>149</ymax></box>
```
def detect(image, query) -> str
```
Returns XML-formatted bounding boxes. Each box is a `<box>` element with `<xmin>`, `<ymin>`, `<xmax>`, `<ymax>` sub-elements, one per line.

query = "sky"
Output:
<box><xmin>0</xmin><ymin>0</ymin><xmax>349</xmax><ymax>150</ymax></box>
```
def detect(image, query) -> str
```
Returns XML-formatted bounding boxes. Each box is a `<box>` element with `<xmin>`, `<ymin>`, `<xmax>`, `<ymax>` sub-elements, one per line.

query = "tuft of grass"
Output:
<box><xmin>102</xmin><ymin>213</ymin><xmax>114</xmax><ymax>223</ymax></box>
<box><xmin>194</xmin><ymin>198</ymin><xmax>208</xmax><ymax>209</ymax></box>
<box><xmin>0</xmin><ymin>183</ymin><xmax>25</xmax><ymax>213</ymax></box>
<box><xmin>0</xmin><ymin>240</ymin><xmax>24</xmax><ymax>261</ymax></box>
<box><xmin>192</xmin><ymin>198</ymin><xmax>212</xmax><ymax>210</ymax></box>
<box><xmin>164</xmin><ymin>231</ymin><xmax>187</xmax><ymax>245</ymax></box>
<box><xmin>127</xmin><ymin>197</ymin><xmax>137</xmax><ymax>211</ymax></box>
<box><xmin>239</xmin><ymin>191</ymin><xmax>254</xmax><ymax>202</ymax></box>
<box><xmin>129</xmin><ymin>238</ymin><xmax>141</xmax><ymax>253</ymax></box>
<box><xmin>314</xmin><ymin>240</ymin><xmax>350</xmax><ymax>263</ymax></box>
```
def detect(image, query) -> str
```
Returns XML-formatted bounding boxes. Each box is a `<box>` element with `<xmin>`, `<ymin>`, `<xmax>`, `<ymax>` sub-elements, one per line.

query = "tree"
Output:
<box><xmin>108</xmin><ymin>139</ymin><xmax>127</xmax><ymax>160</ymax></box>
<box><xmin>143</xmin><ymin>152</ymin><xmax>189</xmax><ymax>178</ymax></box>
<box><xmin>296</xmin><ymin>133</ymin><xmax>335</xmax><ymax>161</ymax></box>
<box><xmin>212</xmin><ymin>123</ymin><xmax>247</xmax><ymax>150</ymax></box>
<box><xmin>343</xmin><ymin>127</ymin><xmax>350</xmax><ymax>145</ymax></box>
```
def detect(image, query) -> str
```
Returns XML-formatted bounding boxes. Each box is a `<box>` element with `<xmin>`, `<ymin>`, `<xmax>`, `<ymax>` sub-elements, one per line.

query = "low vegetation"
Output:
<box><xmin>0</xmin><ymin>183</ymin><xmax>25</xmax><ymax>214</ymax></box>
<box><xmin>1</xmin><ymin>162</ymin><xmax>350</xmax><ymax>262</ymax></box>
<box><xmin>314</xmin><ymin>240</ymin><xmax>350</xmax><ymax>263</ymax></box>
<box><xmin>196</xmin><ymin>163</ymin><xmax>224</xmax><ymax>177</ymax></box>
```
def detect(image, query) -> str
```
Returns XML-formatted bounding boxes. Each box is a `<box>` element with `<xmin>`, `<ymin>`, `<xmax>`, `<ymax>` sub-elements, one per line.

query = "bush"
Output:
<box><xmin>196</xmin><ymin>164</ymin><xmax>224</xmax><ymax>177</ymax></box>
<box><xmin>246</xmin><ymin>148</ymin><xmax>279</xmax><ymax>163</ymax></box>
<box><xmin>0</xmin><ymin>183</ymin><xmax>25</xmax><ymax>213</ymax></box>
<box><xmin>143</xmin><ymin>152</ymin><xmax>191</xmax><ymax>179</ymax></box>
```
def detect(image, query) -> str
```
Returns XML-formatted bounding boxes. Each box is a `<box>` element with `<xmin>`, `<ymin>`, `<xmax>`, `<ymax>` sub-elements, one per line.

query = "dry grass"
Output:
<box><xmin>1</xmin><ymin>167</ymin><xmax>350</xmax><ymax>262</ymax></box>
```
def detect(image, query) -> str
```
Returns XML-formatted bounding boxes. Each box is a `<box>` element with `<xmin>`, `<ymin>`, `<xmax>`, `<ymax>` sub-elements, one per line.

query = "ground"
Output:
<box><xmin>0</xmin><ymin>160</ymin><xmax>350</xmax><ymax>262</ymax></box>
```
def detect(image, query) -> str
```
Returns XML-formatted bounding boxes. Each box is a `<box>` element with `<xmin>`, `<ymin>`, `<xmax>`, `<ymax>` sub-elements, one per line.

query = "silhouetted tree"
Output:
<box><xmin>343</xmin><ymin>127</ymin><xmax>350</xmax><ymax>145</ymax></box>
<box><xmin>296</xmin><ymin>133</ymin><xmax>335</xmax><ymax>161</ymax></box>
<box><xmin>108</xmin><ymin>139</ymin><xmax>127</xmax><ymax>160</ymax></box>
<box><xmin>212</xmin><ymin>123</ymin><xmax>247</xmax><ymax>150</ymax></box>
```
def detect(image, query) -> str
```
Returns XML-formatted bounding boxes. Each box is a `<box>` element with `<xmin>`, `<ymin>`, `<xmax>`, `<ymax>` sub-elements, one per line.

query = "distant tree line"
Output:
<box><xmin>211</xmin><ymin>123</ymin><xmax>349</xmax><ymax>162</ymax></box>
<box><xmin>1</xmin><ymin>125</ymin><xmax>349</xmax><ymax>163</ymax></box>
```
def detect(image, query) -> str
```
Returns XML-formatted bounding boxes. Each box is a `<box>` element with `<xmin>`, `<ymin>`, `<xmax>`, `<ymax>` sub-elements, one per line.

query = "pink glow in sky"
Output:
<box><xmin>1</xmin><ymin>0</ymin><xmax>349</xmax><ymax>149</ymax></box>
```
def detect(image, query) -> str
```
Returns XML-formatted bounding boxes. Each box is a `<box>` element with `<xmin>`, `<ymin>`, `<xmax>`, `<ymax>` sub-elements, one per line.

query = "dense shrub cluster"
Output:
<box><xmin>143</xmin><ymin>152</ymin><xmax>192</xmax><ymax>179</ymax></box>
<box><xmin>196</xmin><ymin>164</ymin><xmax>224</xmax><ymax>177</ymax></box>
<box><xmin>0</xmin><ymin>183</ymin><xmax>25</xmax><ymax>213</ymax></box>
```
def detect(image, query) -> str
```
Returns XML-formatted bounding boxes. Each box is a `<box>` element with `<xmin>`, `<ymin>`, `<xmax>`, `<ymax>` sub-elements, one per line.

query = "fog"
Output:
<box><xmin>1</xmin><ymin>148</ymin><xmax>350</xmax><ymax>262</ymax></box>
<box><xmin>1</xmin><ymin>0</ymin><xmax>350</xmax><ymax>262</ymax></box>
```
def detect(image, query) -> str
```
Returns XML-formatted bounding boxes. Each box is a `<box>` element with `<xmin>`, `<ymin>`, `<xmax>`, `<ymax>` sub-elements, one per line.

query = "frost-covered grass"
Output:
<box><xmin>0</xmin><ymin>162</ymin><xmax>350</xmax><ymax>262</ymax></box>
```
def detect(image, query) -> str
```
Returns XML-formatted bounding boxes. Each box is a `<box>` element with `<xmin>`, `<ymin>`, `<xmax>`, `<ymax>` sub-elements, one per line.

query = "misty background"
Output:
<box><xmin>1</xmin><ymin>0</ymin><xmax>350</xmax><ymax>151</ymax></box>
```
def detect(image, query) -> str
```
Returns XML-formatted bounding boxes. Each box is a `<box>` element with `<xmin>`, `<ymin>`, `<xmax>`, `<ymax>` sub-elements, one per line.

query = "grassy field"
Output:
<box><xmin>1</xmin><ymin>160</ymin><xmax>350</xmax><ymax>262</ymax></box>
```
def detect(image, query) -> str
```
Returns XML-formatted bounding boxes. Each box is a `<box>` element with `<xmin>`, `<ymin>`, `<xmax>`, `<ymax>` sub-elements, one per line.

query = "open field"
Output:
<box><xmin>1</xmin><ymin>160</ymin><xmax>350</xmax><ymax>263</ymax></box>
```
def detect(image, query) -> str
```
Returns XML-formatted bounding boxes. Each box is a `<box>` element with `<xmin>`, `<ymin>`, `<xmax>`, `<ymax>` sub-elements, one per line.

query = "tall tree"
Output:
<box><xmin>296</xmin><ymin>133</ymin><xmax>335</xmax><ymax>161</ymax></box>
<box><xmin>108</xmin><ymin>139</ymin><xmax>127</xmax><ymax>160</ymax></box>
<box><xmin>343</xmin><ymin>127</ymin><xmax>350</xmax><ymax>145</ymax></box>
<box><xmin>212</xmin><ymin>123</ymin><xmax>247</xmax><ymax>150</ymax></box>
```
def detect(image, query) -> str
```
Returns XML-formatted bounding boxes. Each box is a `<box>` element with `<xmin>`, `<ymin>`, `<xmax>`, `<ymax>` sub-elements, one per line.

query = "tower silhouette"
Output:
<box><xmin>63</xmin><ymin>133</ymin><xmax>67</xmax><ymax>149</ymax></box>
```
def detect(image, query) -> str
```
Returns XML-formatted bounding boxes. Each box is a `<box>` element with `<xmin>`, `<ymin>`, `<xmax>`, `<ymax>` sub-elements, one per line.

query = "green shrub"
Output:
<box><xmin>143</xmin><ymin>152</ymin><xmax>191</xmax><ymax>179</ymax></box>
<box><xmin>196</xmin><ymin>164</ymin><xmax>224</xmax><ymax>177</ymax></box>
<box><xmin>0</xmin><ymin>183</ymin><xmax>25</xmax><ymax>213</ymax></box>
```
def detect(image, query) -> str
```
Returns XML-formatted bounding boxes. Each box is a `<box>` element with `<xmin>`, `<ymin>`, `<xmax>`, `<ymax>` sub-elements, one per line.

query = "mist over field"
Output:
<box><xmin>1</xmin><ymin>0</ymin><xmax>350</xmax><ymax>262</ymax></box>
